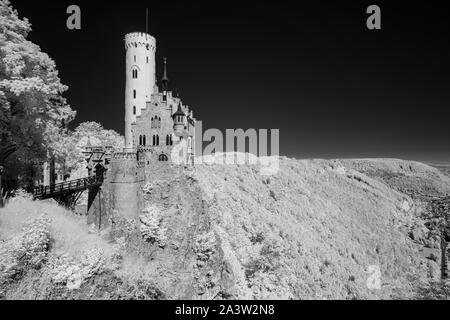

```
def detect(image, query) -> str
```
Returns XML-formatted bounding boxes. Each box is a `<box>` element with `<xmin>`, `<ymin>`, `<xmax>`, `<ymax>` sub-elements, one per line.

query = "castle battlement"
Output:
<box><xmin>113</xmin><ymin>152</ymin><xmax>137</xmax><ymax>160</ymax></box>
<box><xmin>124</xmin><ymin>32</ymin><xmax>156</xmax><ymax>51</ymax></box>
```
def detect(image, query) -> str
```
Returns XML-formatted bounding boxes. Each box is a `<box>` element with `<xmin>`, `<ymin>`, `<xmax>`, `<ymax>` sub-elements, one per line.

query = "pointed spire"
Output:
<box><xmin>161</xmin><ymin>57</ymin><xmax>169</xmax><ymax>92</ymax></box>
<box><xmin>173</xmin><ymin>102</ymin><xmax>185</xmax><ymax>118</ymax></box>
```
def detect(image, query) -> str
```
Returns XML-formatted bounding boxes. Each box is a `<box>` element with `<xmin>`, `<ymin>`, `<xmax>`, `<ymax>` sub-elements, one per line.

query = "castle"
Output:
<box><xmin>85</xmin><ymin>31</ymin><xmax>199</xmax><ymax>227</ymax></box>
<box><xmin>124</xmin><ymin>32</ymin><xmax>196</xmax><ymax>165</ymax></box>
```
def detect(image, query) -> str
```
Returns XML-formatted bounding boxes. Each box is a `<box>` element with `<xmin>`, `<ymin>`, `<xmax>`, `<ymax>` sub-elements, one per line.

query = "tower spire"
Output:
<box><xmin>161</xmin><ymin>57</ymin><xmax>169</xmax><ymax>92</ymax></box>
<box><xmin>146</xmin><ymin>8</ymin><xmax>148</xmax><ymax>33</ymax></box>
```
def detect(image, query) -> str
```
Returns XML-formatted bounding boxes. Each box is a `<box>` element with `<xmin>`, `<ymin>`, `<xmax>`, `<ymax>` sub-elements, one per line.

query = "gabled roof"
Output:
<box><xmin>173</xmin><ymin>103</ymin><xmax>185</xmax><ymax>117</ymax></box>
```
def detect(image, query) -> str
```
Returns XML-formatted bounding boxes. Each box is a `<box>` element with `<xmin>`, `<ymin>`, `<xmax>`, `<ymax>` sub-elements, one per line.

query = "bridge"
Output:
<box><xmin>33</xmin><ymin>175</ymin><xmax>103</xmax><ymax>210</ymax></box>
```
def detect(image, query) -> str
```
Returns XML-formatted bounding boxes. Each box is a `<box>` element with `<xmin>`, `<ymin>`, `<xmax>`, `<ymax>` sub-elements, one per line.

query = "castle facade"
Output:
<box><xmin>124</xmin><ymin>32</ymin><xmax>197</xmax><ymax>165</ymax></box>
<box><xmin>86</xmin><ymin>31</ymin><xmax>198</xmax><ymax>227</ymax></box>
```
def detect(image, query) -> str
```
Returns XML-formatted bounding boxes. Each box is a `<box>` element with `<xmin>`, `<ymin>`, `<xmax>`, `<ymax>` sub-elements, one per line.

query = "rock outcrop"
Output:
<box><xmin>1</xmin><ymin>157</ymin><xmax>449</xmax><ymax>299</ymax></box>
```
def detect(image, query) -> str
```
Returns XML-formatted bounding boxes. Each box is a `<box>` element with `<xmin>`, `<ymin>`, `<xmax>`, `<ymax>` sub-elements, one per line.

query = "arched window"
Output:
<box><xmin>152</xmin><ymin>135</ymin><xmax>156</xmax><ymax>146</ymax></box>
<box><xmin>132</xmin><ymin>69</ymin><xmax>138</xmax><ymax>79</ymax></box>
<box><xmin>133</xmin><ymin>90</ymin><xmax>136</xmax><ymax>99</ymax></box>
<box><xmin>133</xmin><ymin>106</ymin><xmax>136</xmax><ymax>115</ymax></box>
<box><xmin>156</xmin><ymin>135</ymin><xmax>159</xmax><ymax>146</ymax></box>
<box><xmin>139</xmin><ymin>135</ymin><xmax>142</xmax><ymax>145</ymax></box>
<box><xmin>159</xmin><ymin>154</ymin><xmax>168</xmax><ymax>162</ymax></box>
<box><xmin>143</xmin><ymin>135</ymin><xmax>146</xmax><ymax>146</ymax></box>
<box><xmin>151</xmin><ymin>117</ymin><xmax>154</xmax><ymax>128</ymax></box>
<box><xmin>158</xmin><ymin>117</ymin><xmax>161</xmax><ymax>128</ymax></box>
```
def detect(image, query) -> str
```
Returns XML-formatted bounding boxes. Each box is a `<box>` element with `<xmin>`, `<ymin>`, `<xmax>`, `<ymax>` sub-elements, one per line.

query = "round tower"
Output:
<box><xmin>124</xmin><ymin>32</ymin><xmax>156</xmax><ymax>150</ymax></box>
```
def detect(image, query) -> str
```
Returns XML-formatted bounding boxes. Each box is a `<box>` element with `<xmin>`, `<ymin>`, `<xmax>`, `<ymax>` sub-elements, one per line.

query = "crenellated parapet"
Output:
<box><xmin>113</xmin><ymin>152</ymin><xmax>137</xmax><ymax>160</ymax></box>
<box><xmin>124</xmin><ymin>32</ymin><xmax>156</xmax><ymax>51</ymax></box>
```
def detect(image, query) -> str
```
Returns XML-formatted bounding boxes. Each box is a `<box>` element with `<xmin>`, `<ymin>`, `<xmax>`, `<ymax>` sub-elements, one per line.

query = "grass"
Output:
<box><xmin>0</xmin><ymin>197</ymin><xmax>115</xmax><ymax>260</ymax></box>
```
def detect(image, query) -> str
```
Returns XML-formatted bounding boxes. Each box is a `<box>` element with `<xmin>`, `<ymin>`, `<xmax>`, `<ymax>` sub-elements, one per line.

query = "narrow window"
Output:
<box><xmin>146</xmin><ymin>56</ymin><xmax>148</xmax><ymax>63</ymax></box>
<box><xmin>139</xmin><ymin>135</ymin><xmax>142</xmax><ymax>145</ymax></box>
<box><xmin>156</xmin><ymin>135</ymin><xmax>159</xmax><ymax>146</ymax></box>
<box><xmin>134</xmin><ymin>55</ymin><xmax>136</xmax><ymax>62</ymax></box>
<box><xmin>133</xmin><ymin>90</ymin><xmax>136</xmax><ymax>99</ymax></box>
<box><xmin>153</xmin><ymin>135</ymin><xmax>156</xmax><ymax>146</ymax></box>
<box><xmin>166</xmin><ymin>135</ymin><xmax>169</xmax><ymax>146</ymax></box>
<box><xmin>133</xmin><ymin>106</ymin><xmax>136</xmax><ymax>115</ymax></box>
<box><xmin>143</xmin><ymin>135</ymin><xmax>146</xmax><ymax>146</ymax></box>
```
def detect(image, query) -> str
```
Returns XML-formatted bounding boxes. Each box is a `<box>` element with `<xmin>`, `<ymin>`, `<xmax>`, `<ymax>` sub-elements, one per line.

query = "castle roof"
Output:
<box><xmin>162</xmin><ymin>57</ymin><xmax>169</xmax><ymax>82</ymax></box>
<box><xmin>161</xmin><ymin>57</ymin><xmax>169</xmax><ymax>92</ymax></box>
<box><xmin>173</xmin><ymin>103</ymin><xmax>185</xmax><ymax>117</ymax></box>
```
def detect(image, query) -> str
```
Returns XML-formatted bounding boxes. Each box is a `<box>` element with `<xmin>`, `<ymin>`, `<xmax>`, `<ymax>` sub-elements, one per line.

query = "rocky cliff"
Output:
<box><xmin>1</xmin><ymin>157</ymin><xmax>449</xmax><ymax>299</ymax></box>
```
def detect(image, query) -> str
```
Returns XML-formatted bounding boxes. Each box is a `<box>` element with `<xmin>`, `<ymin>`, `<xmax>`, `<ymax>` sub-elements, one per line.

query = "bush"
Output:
<box><xmin>193</xmin><ymin>231</ymin><xmax>216</xmax><ymax>263</ymax></box>
<box><xmin>414</xmin><ymin>280</ymin><xmax>450</xmax><ymax>300</ymax></box>
<box><xmin>48</xmin><ymin>247</ymin><xmax>117</xmax><ymax>290</ymax></box>
<box><xmin>0</xmin><ymin>198</ymin><xmax>120</xmax><ymax>292</ymax></box>
<box><xmin>0</xmin><ymin>214</ymin><xmax>51</xmax><ymax>284</ymax></box>
<box><xmin>139</xmin><ymin>205</ymin><xmax>167</xmax><ymax>248</ymax></box>
<box><xmin>244</xmin><ymin>238</ymin><xmax>283</xmax><ymax>280</ymax></box>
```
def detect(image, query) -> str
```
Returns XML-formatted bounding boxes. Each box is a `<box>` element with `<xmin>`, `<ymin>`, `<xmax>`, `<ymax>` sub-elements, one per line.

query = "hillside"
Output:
<box><xmin>1</xmin><ymin>157</ymin><xmax>449</xmax><ymax>299</ymax></box>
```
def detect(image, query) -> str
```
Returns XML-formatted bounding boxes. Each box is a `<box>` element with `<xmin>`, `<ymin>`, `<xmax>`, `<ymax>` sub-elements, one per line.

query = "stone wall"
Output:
<box><xmin>87</xmin><ymin>153</ymin><xmax>145</xmax><ymax>228</ymax></box>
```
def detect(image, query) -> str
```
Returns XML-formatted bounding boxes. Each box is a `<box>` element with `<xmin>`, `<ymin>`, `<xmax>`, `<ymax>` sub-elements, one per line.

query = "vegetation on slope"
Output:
<box><xmin>1</xmin><ymin>157</ymin><xmax>449</xmax><ymax>299</ymax></box>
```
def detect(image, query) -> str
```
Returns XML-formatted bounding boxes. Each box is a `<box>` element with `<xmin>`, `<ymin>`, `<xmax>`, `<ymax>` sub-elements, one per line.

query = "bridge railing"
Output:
<box><xmin>33</xmin><ymin>176</ymin><xmax>103</xmax><ymax>199</ymax></box>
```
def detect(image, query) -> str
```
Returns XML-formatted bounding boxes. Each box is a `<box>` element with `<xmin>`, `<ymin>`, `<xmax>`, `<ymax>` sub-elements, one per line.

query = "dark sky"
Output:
<box><xmin>11</xmin><ymin>0</ymin><xmax>450</xmax><ymax>161</ymax></box>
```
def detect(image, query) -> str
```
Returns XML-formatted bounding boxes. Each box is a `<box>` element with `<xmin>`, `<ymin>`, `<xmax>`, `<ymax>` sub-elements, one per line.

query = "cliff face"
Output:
<box><xmin>186</xmin><ymin>158</ymin><xmax>450</xmax><ymax>299</ymax></box>
<box><xmin>1</xmin><ymin>158</ymin><xmax>449</xmax><ymax>300</ymax></box>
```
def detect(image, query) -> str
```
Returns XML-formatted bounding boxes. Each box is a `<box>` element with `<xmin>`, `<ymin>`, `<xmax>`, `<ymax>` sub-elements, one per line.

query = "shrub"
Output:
<box><xmin>139</xmin><ymin>205</ymin><xmax>167</xmax><ymax>248</ymax></box>
<box><xmin>413</xmin><ymin>280</ymin><xmax>450</xmax><ymax>300</ymax></box>
<box><xmin>48</xmin><ymin>247</ymin><xmax>113</xmax><ymax>290</ymax></box>
<box><xmin>244</xmin><ymin>238</ymin><xmax>283</xmax><ymax>280</ymax></box>
<box><xmin>193</xmin><ymin>231</ymin><xmax>216</xmax><ymax>262</ymax></box>
<box><xmin>0</xmin><ymin>214</ymin><xmax>51</xmax><ymax>284</ymax></box>
<box><xmin>9</xmin><ymin>189</ymin><xmax>33</xmax><ymax>202</ymax></box>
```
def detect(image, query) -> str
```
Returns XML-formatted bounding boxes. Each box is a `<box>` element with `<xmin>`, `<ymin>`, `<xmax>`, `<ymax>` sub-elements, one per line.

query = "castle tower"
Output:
<box><xmin>124</xmin><ymin>32</ymin><xmax>156</xmax><ymax>150</ymax></box>
<box><xmin>173</xmin><ymin>102</ymin><xmax>186</xmax><ymax>136</ymax></box>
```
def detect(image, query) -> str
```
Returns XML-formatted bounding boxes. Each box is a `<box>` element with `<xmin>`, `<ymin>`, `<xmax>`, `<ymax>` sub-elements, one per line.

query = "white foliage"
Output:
<box><xmin>48</xmin><ymin>247</ymin><xmax>107</xmax><ymax>290</ymax></box>
<box><xmin>193</xmin><ymin>231</ymin><xmax>216</xmax><ymax>262</ymax></box>
<box><xmin>139</xmin><ymin>205</ymin><xmax>167</xmax><ymax>248</ymax></box>
<box><xmin>0</xmin><ymin>214</ymin><xmax>51</xmax><ymax>283</ymax></box>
